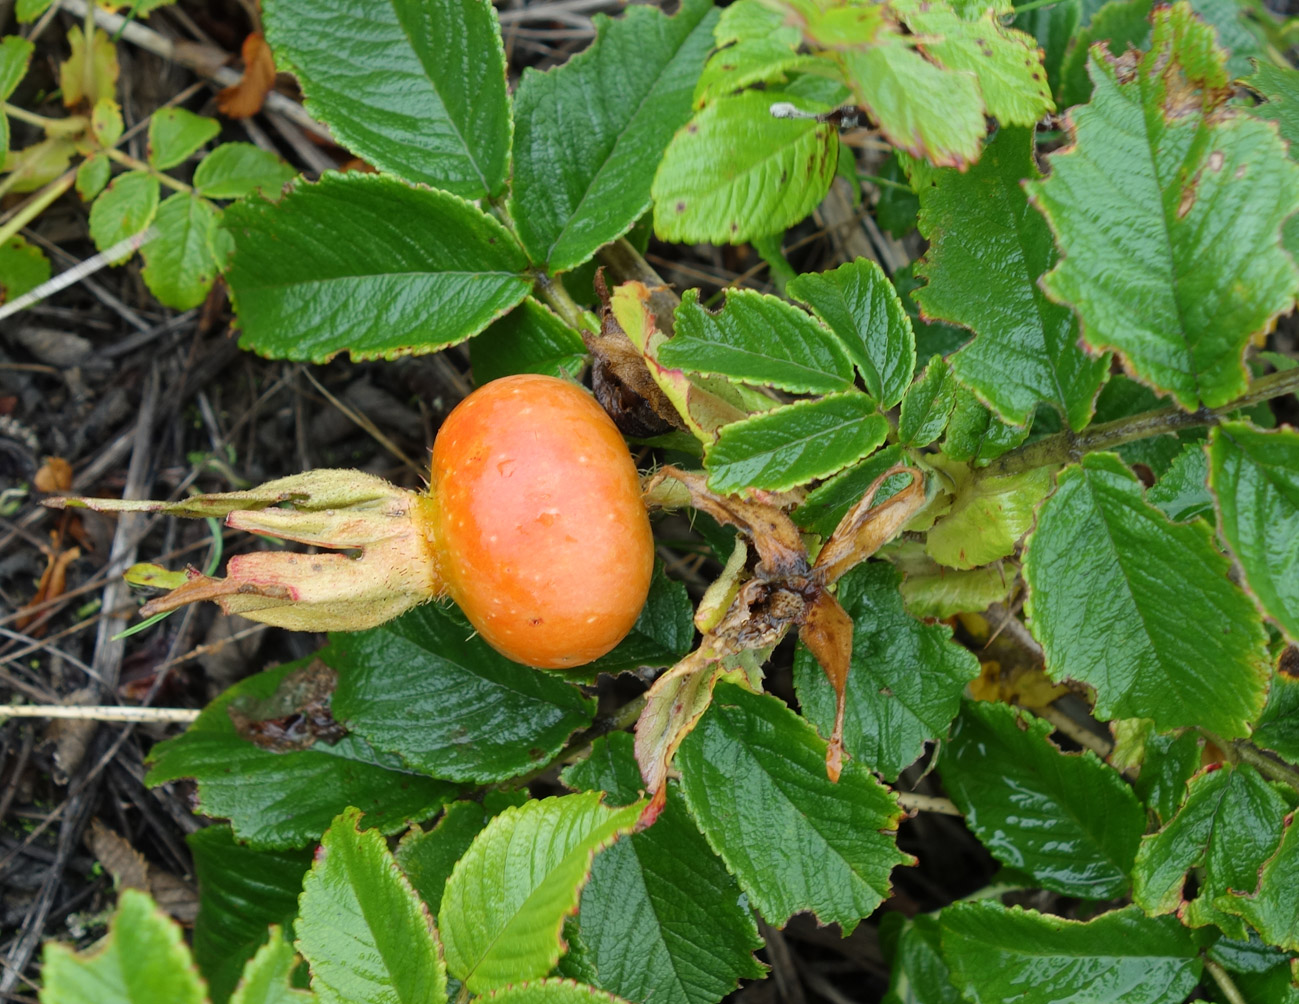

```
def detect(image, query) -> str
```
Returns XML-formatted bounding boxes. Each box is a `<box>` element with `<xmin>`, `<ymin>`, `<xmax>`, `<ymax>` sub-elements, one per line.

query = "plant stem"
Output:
<box><xmin>1204</xmin><ymin>730</ymin><xmax>1299</xmax><ymax>795</ymax></box>
<box><xmin>1011</xmin><ymin>0</ymin><xmax>1064</xmax><ymax>12</ymax></box>
<box><xmin>980</xmin><ymin>367</ymin><xmax>1299</xmax><ymax>480</ymax></box>
<box><xmin>534</xmin><ymin>270</ymin><xmax>600</xmax><ymax>337</ymax></box>
<box><xmin>895</xmin><ymin>792</ymin><xmax>962</xmax><ymax>816</ymax></box>
<box><xmin>1204</xmin><ymin>958</ymin><xmax>1248</xmax><ymax>1004</ymax></box>
<box><xmin>0</xmin><ymin>170</ymin><xmax>76</xmax><ymax>247</ymax></box>
<box><xmin>103</xmin><ymin>147</ymin><xmax>193</xmax><ymax>193</ymax></box>
<box><xmin>1</xmin><ymin>101</ymin><xmax>83</xmax><ymax>133</ymax></box>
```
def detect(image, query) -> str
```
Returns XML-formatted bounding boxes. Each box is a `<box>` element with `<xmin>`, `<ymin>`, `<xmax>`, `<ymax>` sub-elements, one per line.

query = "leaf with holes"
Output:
<box><xmin>1028</xmin><ymin>4</ymin><xmax>1299</xmax><ymax>410</ymax></box>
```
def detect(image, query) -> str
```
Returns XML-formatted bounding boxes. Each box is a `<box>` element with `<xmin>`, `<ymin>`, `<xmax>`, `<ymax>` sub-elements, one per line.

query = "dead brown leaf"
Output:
<box><xmin>218</xmin><ymin>31</ymin><xmax>276</xmax><ymax>118</ymax></box>
<box><xmin>87</xmin><ymin>820</ymin><xmax>199</xmax><ymax>923</ymax></box>
<box><xmin>33</xmin><ymin>456</ymin><xmax>72</xmax><ymax>493</ymax></box>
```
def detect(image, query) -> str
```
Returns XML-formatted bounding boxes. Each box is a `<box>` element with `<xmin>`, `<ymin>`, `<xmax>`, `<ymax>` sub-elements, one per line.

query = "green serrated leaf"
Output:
<box><xmin>41</xmin><ymin>889</ymin><xmax>206</xmax><ymax>1004</ymax></box>
<box><xmin>1134</xmin><ymin>763</ymin><xmax>1288</xmax><ymax>939</ymax></box>
<box><xmin>1210</xmin><ymin>422</ymin><xmax>1299</xmax><ymax>643</ymax></box>
<box><xmin>326</xmin><ymin>604</ymin><xmax>595</xmax><ymax>783</ymax></box>
<box><xmin>787</xmin><ymin>258</ymin><xmax>916</xmax><ymax>407</ymax></box>
<box><xmin>652</xmin><ymin>89</ymin><xmax>839</xmax><ymax>244</ymax></box>
<box><xmin>1218</xmin><ymin>812</ymin><xmax>1299</xmax><ymax>952</ymax></box>
<box><xmin>469</xmin><ymin>298</ymin><xmax>587</xmax><ymax>385</ymax></box>
<box><xmin>0</xmin><ymin>234</ymin><xmax>50</xmax><ymax>303</ymax></box>
<box><xmin>511</xmin><ymin>0</ymin><xmax>716</xmax><ymax>272</ymax></box>
<box><xmin>898</xmin><ymin>356</ymin><xmax>956</xmax><ymax>448</ymax></box>
<box><xmin>693</xmin><ymin>0</ymin><xmax>812</xmax><ymax>105</ymax></box>
<box><xmin>147</xmin><ymin>107</ymin><xmax>219</xmax><ymax>170</ymax></box>
<box><xmin>893</xmin><ymin>0</ymin><xmax>1054</xmax><ymax>125</ymax></box>
<box><xmin>193</xmin><ymin>143</ymin><xmax>297</xmax><ymax>200</ymax></box>
<box><xmin>565</xmin><ymin>734</ymin><xmax>766</xmax><ymax>1004</ymax></box>
<box><xmin>482</xmin><ymin>980</ymin><xmax>634</xmax><ymax>1004</ymax></box>
<box><xmin>189</xmin><ymin>827</ymin><xmax>312</xmax><ymax>1004</ymax></box>
<box><xmin>1</xmin><ymin>35</ymin><xmax>34</xmax><ymax>163</ymax></box>
<box><xmin>808</xmin><ymin>9</ymin><xmax>985</xmax><ymax>167</ymax></box>
<box><xmin>792</xmin><ymin>445</ymin><xmax>910</xmax><ymax>538</ymax></box>
<box><xmin>888</xmin><ymin>540</ymin><xmax>1016</xmax><ymax>619</ymax></box>
<box><xmin>88</xmin><ymin>170</ymin><xmax>159</xmax><ymax>260</ymax></box>
<box><xmin>140</xmin><ymin>192</ymin><xmax>232</xmax><ymax>310</ymax></box>
<box><xmin>1130</xmin><ymin>726</ymin><xmax>1204</xmax><ymax>823</ymax></box>
<box><xmin>794</xmin><ymin>563</ymin><xmax>979</xmax><ymax>781</ymax></box>
<box><xmin>396</xmin><ymin>802</ymin><xmax>500</xmax><ymax>917</ymax></box>
<box><xmin>940</xmin><ymin>387</ymin><xmax>1029</xmax><ymax>464</ymax></box>
<box><xmin>941</xmin><ymin>700</ymin><xmax>1145</xmax><ymax>897</ymax></box>
<box><xmin>1024</xmin><ymin>452</ymin><xmax>1270</xmax><ymax>736</ymax></box>
<box><xmin>440</xmin><ymin>792</ymin><xmax>644</xmax><ymax>993</ymax></box>
<box><xmin>147</xmin><ymin>659</ymin><xmax>456</xmax><ymax>849</ymax></box>
<box><xmin>297</xmin><ymin>807</ymin><xmax>446</xmax><ymax>1004</ymax></box>
<box><xmin>1245</xmin><ymin>63</ymin><xmax>1299</xmax><ymax>150</ymax></box>
<box><xmin>1255</xmin><ymin>668</ymin><xmax>1299</xmax><ymax>766</ymax></box>
<box><xmin>15</xmin><ymin>0</ymin><xmax>54</xmax><ymax>22</ymax></box>
<box><xmin>940</xmin><ymin>902</ymin><xmax>1206</xmax><ymax>1004</ymax></box>
<box><xmin>262</xmin><ymin>0</ymin><xmax>510</xmax><ymax>198</ymax></box>
<box><xmin>231</xmin><ymin>927</ymin><xmax>315</xmax><ymax>1004</ymax></box>
<box><xmin>225</xmin><ymin>173</ymin><xmax>531</xmax><ymax>363</ymax></box>
<box><xmin>915</xmin><ymin>125</ymin><xmax>1108</xmax><ymax>429</ymax></box>
<box><xmin>91</xmin><ymin>98</ymin><xmax>122</xmax><ymax>147</ymax></box>
<box><xmin>925</xmin><ymin>456</ymin><xmax>1051</xmax><ymax>570</ymax></box>
<box><xmin>563</xmin><ymin>734</ymin><xmax>647</xmax><ymax>807</ymax></box>
<box><xmin>1013</xmin><ymin>0</ymin><xmax>1081</xmax><ymax>99</ymax></box>
<box><xmin>75</xmin><ymin>154</ymin><xmax>111</xmax><ymax>201</ymax></box>
<box><xmin>880</xmin><ymin>913</ymin><xmax>961</xmax><ymax>1004</ymax></box>
<box><xmin>661</xmin><ymin>287</ymin><xmax>854</xmax><ymax>394</ymax></box>
<box><xmin>1148</xmin><ymin>442</ymin><xmax>1212</xmax><ymax>522</ymax></box>
<box><xmin>677</xmin><ymin>682</ymin><xmax>911</xmax><ymax>933</ymax></box>
<box><xmin>1058</xmin><ymin>0</ymin><xmax>1151</xmax><ymax>109</ymax></box>
<box><xmin>1029</xmin><ymin>4</ymin><xmax>1299</xmax><ymax>411</ymax></box>
<box><xmin>705</xmin><ymin>392</ymin><xmax>888</xmax><ymax>495</ymax></box>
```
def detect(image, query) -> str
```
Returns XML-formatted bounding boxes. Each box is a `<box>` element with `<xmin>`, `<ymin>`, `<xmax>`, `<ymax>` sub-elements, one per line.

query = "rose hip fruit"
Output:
<box><xmin>431</xmin><ymin>374</ymin><xmax>654</xmax><ymax>668</ymax></box>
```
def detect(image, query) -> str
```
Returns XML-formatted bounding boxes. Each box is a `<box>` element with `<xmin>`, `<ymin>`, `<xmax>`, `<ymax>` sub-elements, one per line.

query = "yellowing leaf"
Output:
<box><xmin>60</xmin><ymin>25</ymin><xmax>118</xmax><ymax>109</ymax></box>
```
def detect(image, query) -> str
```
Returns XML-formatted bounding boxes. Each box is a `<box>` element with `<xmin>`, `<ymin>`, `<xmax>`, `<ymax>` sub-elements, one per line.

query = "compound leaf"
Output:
<box><xmin>262</xmin><ymin>0</ymin><xmax>510</xmax><ymax>198</ymax></box>
<box><xmin>787</xmin><ymin>257</ymin><xmax>917</xmax><ymax>407</ymax></box>
<box><xmin>1023</xmin><ymin>452</ymin><xmax>1270</xmax><ymax>736</ymax></box>
<box><xmin>225</xmin><ymin>173</ymin><xmax>531</xmax><ymax>363</ymax></box>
